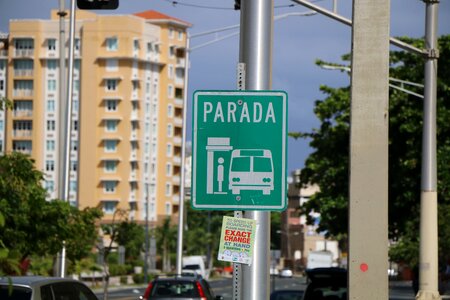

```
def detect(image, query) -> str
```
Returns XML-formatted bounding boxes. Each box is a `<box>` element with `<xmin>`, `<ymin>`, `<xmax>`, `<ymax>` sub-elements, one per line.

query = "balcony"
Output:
<box><xmin>173</xmin><ymin>137</ymin><xmax>182</xmax><ymax>145</ymax></box>
<box><xmin>0</xmin><ymin>49</ymin><xmax>8</xmax><ymax>57</ymax></box>
<box><xmin>14</xmin><ymin>69</ymin><xmax>33</xmax><ymax>77</ymax></box>
<box><xmin>13</xmin><ymin>90</ymin><xmax>33</xmax><ymax>97</ymax></box>
<box><xmin>14</xmin><ymin>49</ymin><xmax>34</xmax><ymax>57</ymax></box>
<box><xmin>13</xmin><ymin>110</ymin><xmax>33</xmax><ymax>118</ymax></box>
<box><xmin>174</xmin><ymin>98</ymin><xmax>184</xmax><ymax>106</ymax></box>
<box><xmin>176</xmin><ymin>57</ymin><xmax>186</xmax><ymax>68</ymax></box>
<box><xmin>13</xmin><ymin>130</ymin><xmax>32</xmax><ymax>138</ymax></box>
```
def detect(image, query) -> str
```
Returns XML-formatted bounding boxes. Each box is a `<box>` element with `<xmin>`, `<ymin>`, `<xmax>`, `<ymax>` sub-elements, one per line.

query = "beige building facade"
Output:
<box><xmin>0</xmin><ymin>9</ymin><xmax>190</xmax><ymax>225</ymax></box>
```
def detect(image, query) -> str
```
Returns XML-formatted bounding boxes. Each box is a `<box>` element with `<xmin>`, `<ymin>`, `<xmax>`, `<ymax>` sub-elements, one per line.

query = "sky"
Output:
<box><xmin>1</xmin><ymin>0</ymin><xmax>449</xmax><ymax>176</ymax></box>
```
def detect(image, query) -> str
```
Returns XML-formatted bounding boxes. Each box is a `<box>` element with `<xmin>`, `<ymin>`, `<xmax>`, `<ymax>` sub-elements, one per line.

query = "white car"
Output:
<box><xmin>279</xmin><ymin>268</ymin><xmax>293</xmax><ymax>278</ymax></box>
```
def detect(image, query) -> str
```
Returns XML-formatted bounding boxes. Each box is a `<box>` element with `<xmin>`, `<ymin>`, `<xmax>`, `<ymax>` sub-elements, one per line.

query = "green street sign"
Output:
<box><xmin>191</xmin><ymin>90</ymin><xmax>288</xmax><ymax>211</ymax></box>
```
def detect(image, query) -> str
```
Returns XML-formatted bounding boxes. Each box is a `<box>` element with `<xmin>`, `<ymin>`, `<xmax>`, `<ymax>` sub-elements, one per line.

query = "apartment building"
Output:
<box><xmin>0</xmin><ymin>9</ymin><xmax>191</xmax><ymax>225</ymax></box>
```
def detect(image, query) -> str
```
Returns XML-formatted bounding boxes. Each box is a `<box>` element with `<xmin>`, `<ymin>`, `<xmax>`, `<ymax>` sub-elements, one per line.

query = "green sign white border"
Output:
<box><xmin>191</xmin><ymin>90</ymin><xmax>288</xmax><ymax>211</ymax></box>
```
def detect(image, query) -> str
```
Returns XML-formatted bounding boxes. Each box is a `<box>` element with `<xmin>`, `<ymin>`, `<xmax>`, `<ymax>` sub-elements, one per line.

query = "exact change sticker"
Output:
<box><xmin>217</xmin><ymin>216</ymin><xmax>256</xmax><ymax>265</ymax></box>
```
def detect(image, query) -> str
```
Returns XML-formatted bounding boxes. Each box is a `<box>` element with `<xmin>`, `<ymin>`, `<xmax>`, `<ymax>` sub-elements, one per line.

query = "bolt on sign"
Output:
<box><xmin>191</xmin><ymin>90</ymin><xmax>288</xmax><ymax>211</ymax></box>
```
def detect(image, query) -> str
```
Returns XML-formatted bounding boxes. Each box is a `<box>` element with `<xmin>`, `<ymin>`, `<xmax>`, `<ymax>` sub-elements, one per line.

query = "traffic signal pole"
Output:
<box><xmin>239</xmin><ymin>0</ymin><xmax>273</xmax><ymax>299</ymax></box>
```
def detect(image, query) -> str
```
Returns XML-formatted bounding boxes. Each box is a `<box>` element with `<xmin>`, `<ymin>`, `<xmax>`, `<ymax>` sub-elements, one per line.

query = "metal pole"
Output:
<box><xmin>176</xmin><ymin>35</ymin><xmax>190</xmax><ymax>275</ymax></box>
<box><xmin>144</xmin><ymin>185</ymin><xmax>149</xmax><ymax>283</ymax></box>
<box><xmin>56</xmin><ymin>0</ymin><xmax>66</xmax><ymax>278</ymax></box>
<box><xmin>239</xmin><ymin>0</ymin><xmax>273</xmax><ymax>299</ymax></box>
<box><xmin>417</xmin><ymin>0</ymin><xmax>440</xmax><ymax>299</ymax></box>
<box><xmin>348</xmin><ymin>0</ymin><xmax>390</xmax><ymax>299</ymax></box>
<box><xmin>59</xmin><ymin>0</ymin><xmax>77</xmax><ymax>278</ymax></box>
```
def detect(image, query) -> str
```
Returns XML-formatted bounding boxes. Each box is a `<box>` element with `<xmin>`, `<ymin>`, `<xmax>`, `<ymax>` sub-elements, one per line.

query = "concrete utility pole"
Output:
<box><xmin>239</xmin><ymin>0</ymin><xmax>273</xmax><ymax>299</ymax></box>
<box><xmin>417</xmin><ymin>0</ymin><xmax>440</xmax><ymax>299</ymax></box>
<box><xmin>348</xmin><ymin>0</ymin><xmax>390</xmax><ymax>299</ymax></box>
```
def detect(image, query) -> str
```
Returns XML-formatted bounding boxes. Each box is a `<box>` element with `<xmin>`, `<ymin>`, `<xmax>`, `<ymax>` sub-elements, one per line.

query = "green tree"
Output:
<box><xmin>0</xmin><ymin>152</ymin><xmax>102</xmax><ymax>275</ymax></box>
<box><xmin>297</xmin><ymin>35</ymin><xmax>450</xmax><ymax>265</ymax></box>
<box><xmin>116</xmin><ymin>220</ymin><xmax>145</xmax><ymax>264</ymax></box>
<box><xmin>155</xmin><ymin>217</ymin><xmax>177</xmax><ymax>272</ymax></box>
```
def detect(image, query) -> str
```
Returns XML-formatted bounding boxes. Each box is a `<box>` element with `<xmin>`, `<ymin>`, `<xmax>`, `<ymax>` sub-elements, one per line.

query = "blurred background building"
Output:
<box><xmin>0</xmin><ymin>9</ymin><xmax>190</xmax><ymax>226</ymax></box>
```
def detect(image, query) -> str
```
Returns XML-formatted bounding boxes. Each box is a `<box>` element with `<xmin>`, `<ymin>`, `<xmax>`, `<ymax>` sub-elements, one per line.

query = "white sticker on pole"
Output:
<box><xmin>217</xmin><ymin>216</ymin><xmax>256</xmax><ymax>265</ymax></box>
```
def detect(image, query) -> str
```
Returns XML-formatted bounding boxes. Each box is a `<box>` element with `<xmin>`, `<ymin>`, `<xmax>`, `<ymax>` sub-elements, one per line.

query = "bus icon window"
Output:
<box><xmin>228</xmin><ymin>149</ymin><xmax>274</xmax><ymax>195</ymax></box>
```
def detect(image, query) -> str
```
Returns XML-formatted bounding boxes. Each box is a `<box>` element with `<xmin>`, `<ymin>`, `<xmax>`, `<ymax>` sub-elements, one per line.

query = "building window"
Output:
<box><xmin>178</xmin><ymin>30</ymin><xmax>183</xmax><ymax>41</ymax></box>
<box><xmin>169</xmin><ymin>28</ymin><xmax>174</xmax><ymax>39</ymax></box>
<box><xmin>74</xmin><ymin>80</ymin><xmax>80</xmax><ymax>93</ymax></box>
<box><xmin>47</xmin><ymin>99</ymin><xmax>55</xmax><ymax>112</ymax></box>
<box><xmin>103</xmin><ymin>181</ymin><xmax>117</xmax><ymax>193</ymax></box>
<box><xmin>73</xmin><ymin>120</ymin><xmax>78</xmax><ymax>131</ymax></box>
<box><xmin>73</xmin><ymin>99</ymin><xmax>79</xmax><ymax>113</ymax></box>
<box><xmin>46</xmin><ymin>160</ymin><xmax>55</xmax><ymax>172</ymax></box>
<box><xmin>47</xmin><ymin>60</ymin><xmax>57</xmax><ymax>70</ymax></box>
<box><xmin>47</xmin><ymin>39</ymin><xmax>56</xmax><ymax>51</ymax></box>
<box><xmin>47</xmin><ymin>120</ymin><xmax>56</xmax><ymax>131</ymax></box>
<box><xmin>166</xmin><ymin>143</ymin><xmax>172</xmax><ymax>157</ymax></box>
<box><xmin>132</xmin><ymin>81</ymin><xmax>139</xmax><ymax>91</ymax></box>
<box><xmin>74</xmin><ymin>38</ymin><xmax>80</xmax><ymax>51</ymax></box>
<box><xmin>133</xmin><ymin>39</ymin><xmax>140</xmax><ymax>51</ymax></box>
<box><xmin>46</xmin><ymin>140</ymin><xmax>55</xmax><ymax>151</ymax></box>
<box><xmin>167</xmin><ymin>124</ymin><xmax>173</xmax><ymax>137</ymax></box>
<box><xmin>165</xmin><ymin>183</ymin><xmax>172</xmax><ymax>196</ymax></box>
<box><xmin>169</xmin><ymin>46</ymin><xmax>175</xmax><ymax>58</ymax></box>
<box><xmin>71</xmin><ymin>140</ymin><xmax>78</xmax><ymax>151</ymax></box>
<box><xmin>0</xmin><ymin>120</ymin><xmax>3</xmax><ymax>131</ymax></box>
<box><xmin>105</xmin><ymin>100</ymin><xmax>118</xmax><ymax>111</ymax></box>
<box><xmin>165</xmin><ymin>202</ymin><xmax>171</xmax><ymax>215</ymax></box>
<box><xmin>13</xmin><ymin>141</ymin><xmax>32</xmax><ymax>153</ymax></box>
<box><xmin>106</xmin><ymin>79</ymin><xmax>118</xmax><ymax>91</ymax></box>
<box><xmin>167</xmin><ymin>104</ymin><xmax>173</xmax><ymax>117</ymax></box>
<box><xmin>104</xmin><ymin>140</ymin><xmax>117</xmax><ymax>153</ymax></box>
<box><xmin>104</xmin><ymin>160</ymin><xmax>117</xmax><ymax>173</ymax></box>
<box><xmin>168</xmin><ymin>65</ymin><xmax>174</xmax><ymax>79</ymax></box>
<box><xmin>70</xmin><ymin>181</ymin><xmax>77</xmax><ymax>192</ymax></box>
<box><xmin>106</xmin><ymin>59</ymin><xmax>118</xmax><ymax>71</ymax></box>
<box><xmin>0</xmin><ymin>80</ymin><xmax>4</xmax><ymax>91</ymax></box>
<box><xmin>45</xmin><ymin>180</ymin><xmax>54</xmax><ymax>193</ymax></box>
<box><xmin>71</xmin><ymin>161</ymin><xmax>78</xmax><ymax>171</ymax></box>
<box><xmin>103</xmin><ymin>201</ymin><xmax>116</xmax><ymax>214</ymax></box>
<box><xmin>168</xmin><ymin>85</ymin><xmax>174</xmax><ymax>98</ymax></box>
<box><xmin>106</xmin><ymin>37</ymin><xmax>118</xmax><ymax>51</ymax></box>
<box><xmin>47</xmin><ymin>79</ymin><xmax>57</xmax><ymax>91</ymax></box>
<box><xmin>105</xmin><ymin>120</ymin><xmax>118</xmax><ymax>132</ymax></box>
<box><xmin>166</xmin><ymin>163</ymin><xmax>172</xmax><ymax>176</ymax></box>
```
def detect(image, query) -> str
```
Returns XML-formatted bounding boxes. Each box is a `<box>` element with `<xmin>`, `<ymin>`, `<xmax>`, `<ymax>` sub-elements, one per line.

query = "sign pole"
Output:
<box><xmin>239</xmin><ymin>0</ymin><xmax>273</xmax><ymax>299</ymax></box>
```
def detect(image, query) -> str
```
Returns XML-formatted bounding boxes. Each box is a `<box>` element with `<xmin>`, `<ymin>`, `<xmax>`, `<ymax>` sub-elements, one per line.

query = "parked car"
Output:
<box><xmin>302</xmin><ymin>268</ymin><xmax>347</xmax><ymax>300</ymax></box>
<box><xmin>140</xmin><ymin>274</ymin><xmax>223</xmax><ymax>300</ymax></box>
<box><xmin>279</xmin><ymin>268</ymin><xmax>293</xmax><ymax>278</ymax></box>
<box><xmin>270</xmin><ymin>289</ymin><xmax>304</xmax><ymax>300</ymax></box>
<box><xmin>0</xmin><ymin>276</ymin><xmax>98</xmax><ymax>300</ymax></box>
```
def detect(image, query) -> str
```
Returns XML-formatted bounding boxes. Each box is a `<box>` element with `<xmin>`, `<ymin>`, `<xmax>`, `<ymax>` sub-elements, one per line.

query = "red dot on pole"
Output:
<box><xmin>360</xmin><ymin>263</ymin><xmax>369</xmax><ymax>272</ymax></box>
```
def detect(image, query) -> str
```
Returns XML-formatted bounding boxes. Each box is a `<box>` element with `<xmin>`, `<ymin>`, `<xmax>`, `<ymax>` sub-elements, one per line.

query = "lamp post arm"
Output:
<box><xmin>291</xmin><ymin>0</ymin><xmax>424</xmax><ymax>55</ymax></box>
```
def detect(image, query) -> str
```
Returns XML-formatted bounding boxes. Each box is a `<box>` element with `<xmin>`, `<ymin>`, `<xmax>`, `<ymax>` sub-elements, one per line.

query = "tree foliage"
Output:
<box><xmin>116</xmin><ymin>220</ymin><xmax>145</xmax><ymax>263</ymax></box>
<box><xmin>0</xmin><ymin>152</ymin><xmax>102</xmax><ymax>275</ymax></box>
<box><xmin>298</xmin><ymin>36</ymin><xmax>450</xmax><ymax>264</ymax></box>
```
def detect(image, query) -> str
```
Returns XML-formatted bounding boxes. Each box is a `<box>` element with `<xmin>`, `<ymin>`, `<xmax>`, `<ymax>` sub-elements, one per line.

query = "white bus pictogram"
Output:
<box><xmin>228</xmin><ymin>149</ymin><xmax>274</xmax><ymax>195</ymax></box>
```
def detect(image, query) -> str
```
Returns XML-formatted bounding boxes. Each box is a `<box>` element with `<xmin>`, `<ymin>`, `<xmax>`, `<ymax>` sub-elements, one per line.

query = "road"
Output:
<box><xmin>96</xmin><ymin>276</ymin><xmax>448</xmax><ymax>300</ymax></box>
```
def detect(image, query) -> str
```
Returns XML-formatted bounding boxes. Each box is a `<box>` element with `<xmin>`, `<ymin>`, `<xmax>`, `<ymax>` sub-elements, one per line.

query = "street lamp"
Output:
<box><xmin>319</xmin><ymin>64</ymin><xmax>424</xmax><ymax>99</ymax></box>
